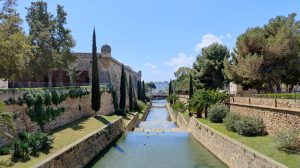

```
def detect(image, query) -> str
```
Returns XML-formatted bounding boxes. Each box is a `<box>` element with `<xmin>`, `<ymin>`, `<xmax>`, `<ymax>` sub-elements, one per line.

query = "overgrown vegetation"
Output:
<box><xmin>208</xmin><ymin>103</ymin><xmax>229</xmax><ymax>123</ymax></box>
<box><xmin>69</xmin><ymin>88</ymin><xmax>90</xmax><ymax>98</ymax></box>
<box><xmin>224</xmin><ymin>113</ymin><xmax>266</xmax><ymax>136</ymax></box>
<box><xmin>276</xmin><ymin>129</ymin><xmax>300</xmax><ymax>154</ymax></box>
<box><xmin>0</xmin><ymin>101</ymin><xmax>15</xmax><ymax>139</ymax></box>
<box><xmin>12</xmin><ymin>131</ymin><xmax>53</xmax><ymax>160</ymax></box>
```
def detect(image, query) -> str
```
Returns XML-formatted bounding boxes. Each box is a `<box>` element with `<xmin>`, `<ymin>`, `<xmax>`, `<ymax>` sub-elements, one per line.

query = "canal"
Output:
<box><xmin>86</xmin><ymin>100</ymin><xmax>227</xmax><ymax>168</ymax></box>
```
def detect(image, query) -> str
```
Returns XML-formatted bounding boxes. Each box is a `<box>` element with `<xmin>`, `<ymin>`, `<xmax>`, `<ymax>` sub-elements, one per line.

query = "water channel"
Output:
<box><xmin>86</xmin><ymin>100</ymin><xmax>227</xmax><ymax>168</ymax></box>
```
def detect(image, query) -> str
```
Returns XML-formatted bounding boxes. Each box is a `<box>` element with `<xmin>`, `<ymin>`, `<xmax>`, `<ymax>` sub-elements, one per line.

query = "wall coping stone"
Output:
<box><xmin>229</xmin><ymin>102</ymin><xmax>300</xmax><ymax>115</ymax></box>
<box><xmin>190</xmin><ymin>117</ymin><xmax>288</xmax><ymax>168</ymax></box>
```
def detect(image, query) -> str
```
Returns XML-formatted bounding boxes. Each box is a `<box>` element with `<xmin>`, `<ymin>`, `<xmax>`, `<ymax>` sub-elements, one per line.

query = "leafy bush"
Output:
<box><xmin>224</xmin><ymin>113</ymin><xmax>241</xmax><ymax>132</ymax></box>
<box><xmin>16</xmin><ymin>97</ymin><xmax>25</xmax><ymax>106</ymax></box>
<box><xmin>0</xmin><ymin>101</ymin><xmax>6</xmax><ymax>111</ymax></box>
<box><xmin>0</xmin><ymin>146</ymin><xmax>11</xmax><ymax>155</ymax></box>
<box><xmin>69</xmin><ymin>88</ymin><xmax>90</xmax><ymax>98</ymax></box>
<box><xmin>276</xmin><ymin>129</ymin><xmax>300</xmax><ymax>153</ymax></box>
<box><xmin>4</xmin><ymin>97</ymin><xmax>16</xmax><ymax>105</ymax></box>
<box><xmin>12</xmin><ymin>131</ymin><xmax>53</xmax><ymax>160</ymax></box>
<box><xmin>172</xmin><ymin>102</ymin><xmax>186</xmax><ymax>112</ymax></box>
<box><xmin>134</xmin><ymin>100</ymin><xmax>146</xmax><ymax>113</ymax></box>
<box><xmin>167</xmin><ymin>94</ymin><xmax>178</xmax><ymax>104</ymax></box>
<box><xmin>208</xmin><ymin>103</ymin><xmax>229</xmax><ymax>123</ymax></box>
<box><xmin>23</xmin><ymin>92</ymin><xmax>35</xmax><ymax>107</ymax></box>
<box><xmin>43</xmin><ymin>91</ymin><xmax>52</xmax><ymax>106</ymax></box>
<box><xmin>235</xmin><ymin>116</ymin><xmax>266</xmax><ymax>136</ymax></box>
<box><xmin>51</xmin><ymin>90</ymin><xmax>61</xmax><ymax>105</ymax></box>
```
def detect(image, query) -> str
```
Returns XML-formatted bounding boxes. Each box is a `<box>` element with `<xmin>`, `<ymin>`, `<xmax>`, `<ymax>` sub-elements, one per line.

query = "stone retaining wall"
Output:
<box><xmin>188</xmin><ymin>117</ymin><xmax>287</xmax><ymax>168</ymax></box>
<box><xmin>230</xmin><ymin>104</ymin><xmax>300</xmax><ymax>135</ymax></box>
<box><xmin>230</xmin><ymin>97</ymin><xmax>300</xmax><ymax>109</ymax></box>
<box><xmin>125</xmin><ymin>102</ymin><xmax>152</xmax><ymax>131</ymax></box>
<box><xmin>176</xmin><ymin>113</ymin><xmax>189</xmax><ymax>130</ymax></box>
<box><xmin>34</xmin><ymin>117</ymin><xmax>124</xmax><ymax>168</ymax></box>
<box><xmin>0</xmin><ymin>92</ymin><xmax>115</xmax><ymax>147</ymax></box>
<box><xmin>166</xmin><ymin>103</ymin><xmax>177</xmax><ymax>122</ymax></box>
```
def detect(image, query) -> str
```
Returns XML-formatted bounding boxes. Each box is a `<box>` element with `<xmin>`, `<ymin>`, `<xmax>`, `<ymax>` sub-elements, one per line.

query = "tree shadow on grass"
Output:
<box><xmin>95</xmin><ymin>116</ymin><xmax>111</xmax><ymax>125</ymax></box>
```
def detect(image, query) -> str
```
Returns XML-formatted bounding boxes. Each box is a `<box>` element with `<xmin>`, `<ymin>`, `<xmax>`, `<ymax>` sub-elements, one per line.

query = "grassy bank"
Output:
<box><xmin>0</xmin><ymin>115</ymin><xmax>118</xmax><ymax>168</ymax></box>
<box><xmin>197</xmin><ymin>118</ymin><xmax>300</xmax><ymax>168</ymax></box>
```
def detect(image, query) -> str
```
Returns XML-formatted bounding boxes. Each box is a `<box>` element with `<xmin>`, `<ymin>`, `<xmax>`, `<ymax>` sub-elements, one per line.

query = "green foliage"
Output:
<box><xmin>137</xmin><ymin>81</ymin><xmax>142</xmax><ymax>100</ymax></box>
<box><xmin>225</xmin><ymin>13</ymin><xmax>300</xmax><ymax>92</ymax></box>
<box><xmin>188</xmin><ymin>89</ymin><xmax>229</xmax><ymax>118</ymax></box>
<box><xmin>208</xmin><ymin>103</ymin><xmax>229</xmax><ymax>123</ymax></box>
<box><xmin>223</xmin><ymin>113</ymin><xmax>241</xmax><ymax>132</ymax></box>
<box><xmin>0</xmin><ymin>146</ymin><xmax>11</xmax><ymax>155</ymax></box>
<box><xmin>119</xmin><ymin>64</ymin><xmax>127</xmax><ymax>114</ymax></box>
<box><xmin>4</xmin><ymin>97</ymin><xmax>16</xmax><ymax>106</ymax></box>
<box><xmin>134</xmin><ymin>100</ymin><xmax>147</xmax><ymax>113</ymax></box>
<box><xmin>167</xmin><ymin>94</ymin><xmax>178</xmax><ymax>105</ymax></box>
<box><xmin>193</xmin><ymin>43</ymin><xmax>229</xmax><ymax>89</ymax></box>
<box><xmin>276</xmin><ymin>129</ymin><xmax>300</xmax><ymax>154</ymax></box>
<box><xmin>189</xmin><ymin>74</ymin><xmax>193</xmax><ymax>98</ymax></box>
<box><xmin>171</xmin><ymin>101</ymin><xmax>187</xmax><ymax>112</ymax></box>
<box><xmin>0</xmin><ymin>103</ymin><xmax>15</xmax><ymax>139</ymax></box>
<box><xmin>224</xmin><ymin>113</ymin><xmax>266</xmax><ymax>136</ymax></box>
<box><xmin>12</xmin><ymin>131</ymin><xmax>53</xmax><ymax>160</ymax></box>
<box><xmin>24</xmin><ymin>93</ymin><xmax>35</xmax><ymax>107</ymax></box>
<box><xmin>0</xmin><ymin>0</ymin><xmax>32</xmax><ymax>81</ymax></box>
<box><xmin>128</xmin><ymin>75</ymin><xmax>133</xmax><ymax>111</ymax></box>
<box><xmin>173</xmin><ymin>67</ymin><xmax>191</xmax><ymax>93</ymax></box>
<box><xmin>69</xmin><ymin>88</ymin><xmax>90</xmax><ymax>98</ymax></box>
<box><xmin>43</xmin><ymin>91</ymin><xmax>52</xmax><ymax>106</ymax></box>
<box><xmin>91</xmin><ymin>28</ymin><xmax>100</xmax><ymax>114</ymax></box>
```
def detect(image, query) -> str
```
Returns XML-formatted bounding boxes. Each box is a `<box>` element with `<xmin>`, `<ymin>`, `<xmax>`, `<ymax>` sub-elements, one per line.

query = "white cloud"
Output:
<box><xmin>165</xmin><ymin>52</ymin><xmax>195</xmax><ymax>70</ymax></box>
<box><xmin>144</xmin><ymin>62</ymin><xmax>157</xmax><ymax>69</ymax></box>
<box><xmin>195</xmin><ymin>34</ymin><xmax>223</xmax><ymax>52</ymax></box>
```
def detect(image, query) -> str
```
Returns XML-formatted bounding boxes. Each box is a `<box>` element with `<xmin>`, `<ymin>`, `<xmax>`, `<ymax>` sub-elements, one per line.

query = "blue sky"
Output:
<box><xmin>16</xmin><ymin>0</ymin><xmax>300</xmax><ymax>82</ymax></box>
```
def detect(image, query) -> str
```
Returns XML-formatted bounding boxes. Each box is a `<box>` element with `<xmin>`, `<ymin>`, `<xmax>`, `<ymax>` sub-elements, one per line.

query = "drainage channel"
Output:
<box><xmin>86</xmin><ymin>99</ymin><xmax>227</xmax><ymax>168</ymax></box>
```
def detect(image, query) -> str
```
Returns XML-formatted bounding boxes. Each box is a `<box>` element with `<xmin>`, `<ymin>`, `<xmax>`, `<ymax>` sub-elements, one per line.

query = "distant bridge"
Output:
<box><xmin>152</xmin><ymin>93</ymin><xmax>168</xmax><ymax>99</ymax></box>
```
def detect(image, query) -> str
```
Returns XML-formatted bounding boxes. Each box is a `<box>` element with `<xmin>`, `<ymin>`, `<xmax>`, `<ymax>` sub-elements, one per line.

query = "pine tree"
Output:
<box><xmin>119</xmin><ymin>64</ymin><xmax>127</xmax><ymax>115</ymax></box>
<box><xmin>91</xmin><ymin>28</ymin><xmax>100</xmax><ymax>115</ymax></box>
<box><xmin>189</xmin><ymin>74</ymin><xmax>194</xmax><ymax>98</ymax></box>
<box><xmin>129</xmin><ymin>75</ymin><xmax>133</xmax><ymax>111</ymax></box>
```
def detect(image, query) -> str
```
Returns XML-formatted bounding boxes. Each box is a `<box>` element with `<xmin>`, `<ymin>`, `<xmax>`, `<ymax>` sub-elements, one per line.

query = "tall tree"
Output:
<box><xmin>225</xmin><ymin>13</ymin><xmax>300</xmax><ymax>92</ymax></box>
<box><xmin>53</xmin><ymin>5</ymin><xmax>76</xmax><ymax>86</ymax></box>
<box><xmin>193</xmin><ymin>43</ymin><xmax>229</xmax><ymax>89</ymax></box>
<box><xmin>137</xmin><ymin>80</ymin><xmax>142</xmax><ymax>100</ymax></box>
<box><xmin>189</xmin><ymin>74</ymin><xmax>194</xmax><ymax>98</ymax></box>
<box><xmin>26</xmin><ymin>1</ymin><xmax>56</xmax><ymax>85</ymax></box>
<box><xmin>119</xmin><ymin>64</ymin><xmax>127</xmax><ymax>115</ymax></box>
<box><xmin>173</xmin><ymin>67</ymin><xmax>191</xmax><ymax>93</ymax></box>
<box><xmin>128</xmin><ymin>75</ymin><xmax>133</xmax><ymax>111</ymax></box>
<box><xmin>168</xmin><ymin>80</ymin><xmax>173</xmax><ymax>95</ymax></box>
<box><xmin>142</xmin><ymin>80</ymin><xmax>146</xmax><ymax>102</ymax></box>
<box><xmin>91</xmin><ymin>28</ymin><xmax>100</xmax><ymax>115</ymax></box>
<box><xmin>0</xmin><ymin>0</ymin><xmax>32</xmax><ymax>81</ymax></box>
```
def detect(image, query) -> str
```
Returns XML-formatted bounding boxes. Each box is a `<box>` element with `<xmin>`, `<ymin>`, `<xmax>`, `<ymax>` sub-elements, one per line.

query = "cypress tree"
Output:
<box><xmin>129</xmin><ymin>75</ymin><xmax>133</xmax><ymax>111</ymax></box>
<box><xmin>189</xmin><ymin>74</ymin><xmax>194</xmax><ymax>98</ymax></box>
<box><xmin>142</xmin><ymin>81</ymin><xmax>146</xmax><ymax>102</ymax></box>
<box><xmin>119</xmin><ymin>64</ymin><xmax>126</xmax><ymax>115</ymax></box>
<box><xmin>91</xmin><ymin>28</ymin><xmax>100</xmax><ymax>115</ymax></box>
<box><xmin>169</xmin><ymin>80</ymin><xmax>172</xmax><ymax>95</ymax></box>
<box><xmin>137</xmin><ymin>80</ymin><xmax>141</xmax><ymax>100</ymax></box>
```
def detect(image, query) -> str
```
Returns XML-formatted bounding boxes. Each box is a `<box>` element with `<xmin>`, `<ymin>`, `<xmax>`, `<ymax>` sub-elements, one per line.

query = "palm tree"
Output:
<box><xmin>0</xmin><ymin>102</ymin><xmax>15</xmax><ymax>138</ymax></box>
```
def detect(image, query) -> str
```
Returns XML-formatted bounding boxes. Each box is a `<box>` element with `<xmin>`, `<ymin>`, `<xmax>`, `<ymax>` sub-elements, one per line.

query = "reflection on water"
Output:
<box><xmin>86</xmin><ymin>100</ymin><xmax>227</xmax><ymax>168</ymax></box>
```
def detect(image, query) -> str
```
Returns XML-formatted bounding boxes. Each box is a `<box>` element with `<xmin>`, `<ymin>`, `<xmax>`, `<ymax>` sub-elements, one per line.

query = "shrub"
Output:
<box><xmin>12</xmin><ymin>132</ymin><xmax>53</xmax><ymax>160</ymax></box>
<box><xmin>235</xmin><ymin>116</ymin><xmax>266</xmax><ymax>136</ymax></box>
<box><xmin>172</xmin><ymin>102</ymin><xmax>186</xmax><ymax>112</ymax></box>
<box><xmin>135</xmin><ymin>100</ymin><xmax>146</xmax><ymax>113</ymax></box>
<box><xmin>208</xmin><ymin>103</ymin><xmax>229</xmax><ymax>123</ymax></box>
<box><xmin>224</xmin><ymin>113</ymin><xmax>241</xmax><ymax>132</ymax></box>
<box><xmin>51</xmin><ymin>90</ymin><xmax>61</xmax><ymax>105</ymax></box>
<box><xmin>23</xmin><ymin>92</ymin><xmax>35</xmax><ymax>107</ymax></box>
<box><xmin>0</xmin><ymin>146</ymin><xmax>11</xmax><ymax>155</ymax></box>
<box><xmin>43</xmin><ymin>91</ymin><xmax>52</xmax><ymax>106</ymax></box>
<box><xmin>167</xmin><ymin>94</ymin><xmax>178</xmax><ymax>104</ymax></box>
<box><xmin>4</xmin><ymin>97</ymin><xmax>16</xmax><ymax>105</ymax></box>
<box><xmin>0</xmin><ymin>101</ymin><xmax>6</xmax><ymax>111</ymax></box>
<box><xmin>276</xmin><ymin>129</ymin><xmax>300</xmax><ymax>153</ymax></box>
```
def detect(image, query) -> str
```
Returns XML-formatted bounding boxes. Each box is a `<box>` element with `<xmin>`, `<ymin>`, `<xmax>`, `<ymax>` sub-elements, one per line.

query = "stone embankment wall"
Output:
<box><xmin>126</xmin><ymin>102</ymin><xmax>152</xmax><ymax>131</ymax></box>
<box><xmin>166</xmin><ymin>103</ymin><xmax>177</xmax><ymax>122</ymax></box>
<box><xmin>34</xmin><ymin>117</ymin><xmax>124</xmax><ymax>168</ymax></box>
<box><xmin>188</xmin><ymin>117</ymin><xmax>287</xmax><ymax>168</ymax></box>
<box><xmin>176</xmin><ymin>113</ymin><xmax>189</xmax><ymax>130</ymax></box>
<box><xmin>178</xmin><ymin>95</ymin><xmax>189</xmax><ymax>104</ymax></box>
<box><xmin>229</xmin><ymin>97</ymin><xmax>300</xmax><ymax>135</ymax></box>
<box><xmin>0</xmin><ymin>92</ymin><xmax>115</xmax><ymax>146</ymax></box>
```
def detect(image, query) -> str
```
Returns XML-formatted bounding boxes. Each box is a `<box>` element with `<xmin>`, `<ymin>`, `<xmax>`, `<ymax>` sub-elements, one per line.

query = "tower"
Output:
<box><xmin>101</xmin><ymin>44</ymin><xmax>112</xmax><ymax>69</ymax></box>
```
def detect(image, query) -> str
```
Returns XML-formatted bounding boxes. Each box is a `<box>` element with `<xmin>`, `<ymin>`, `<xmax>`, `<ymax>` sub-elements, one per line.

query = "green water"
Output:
<box><xmin>86</xmin><ymin>100</ymin><xmax>227</xmax><ymax>168</ymax></box>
